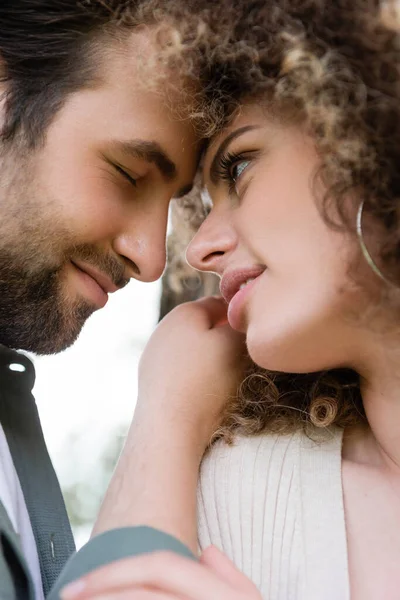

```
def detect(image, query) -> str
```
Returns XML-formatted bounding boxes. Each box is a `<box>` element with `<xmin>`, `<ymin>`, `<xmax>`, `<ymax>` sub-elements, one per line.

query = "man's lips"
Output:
<box><xmin>220</xmin><ymin>266</ymin><xmax>267</xmax><ymax>304</ymax></box>
<box><xmin>71</xmin><ymin>260</ymin><xmax>121</xmax><ymax>294</ymax></box>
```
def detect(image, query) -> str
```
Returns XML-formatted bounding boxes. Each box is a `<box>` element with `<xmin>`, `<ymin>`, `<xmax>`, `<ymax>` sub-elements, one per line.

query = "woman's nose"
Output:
<box><xmin>186</xmin><ymin>210</ymin><xmax>237</xmax><ymax>275</ymax></box>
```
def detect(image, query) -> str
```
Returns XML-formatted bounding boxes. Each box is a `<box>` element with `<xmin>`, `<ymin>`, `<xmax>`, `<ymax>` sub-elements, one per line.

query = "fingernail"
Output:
<box><xmin>60</xmin><ymin>579</ymin><xmax>86</xmax><ymax>599</ymax></box>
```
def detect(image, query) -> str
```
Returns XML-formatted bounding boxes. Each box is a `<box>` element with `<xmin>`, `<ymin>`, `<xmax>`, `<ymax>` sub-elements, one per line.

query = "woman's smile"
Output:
<box><xmin>220</xmin><ymin>266</ymin><xmax>267</xmax><ymax>331</ymax></box>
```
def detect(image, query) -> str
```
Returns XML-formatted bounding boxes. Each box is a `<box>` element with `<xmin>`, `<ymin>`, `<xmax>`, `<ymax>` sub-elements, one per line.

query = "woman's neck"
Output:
<box><xmin>350</xmin><ymin>341</ymin><xmax>400</xmax><ymax>474</ymax></box>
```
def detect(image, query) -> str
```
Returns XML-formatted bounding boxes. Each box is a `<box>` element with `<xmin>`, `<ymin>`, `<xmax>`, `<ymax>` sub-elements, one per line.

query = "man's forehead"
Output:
<box><xmin>100</xmin><ymin>27</ymin><xmax>185</xmax><ymax>95</ymax></box>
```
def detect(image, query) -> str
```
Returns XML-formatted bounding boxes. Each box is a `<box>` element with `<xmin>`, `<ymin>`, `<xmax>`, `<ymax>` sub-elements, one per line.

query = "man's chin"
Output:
<box><xmin>0</xmin><ymin>303</ymin><xmax>95</xmax><ymax>355</ymax></box>
<box><xmin>3</xmin><ymin>328</ymin><xmax>83</xmax><ymax>356</ymax></box>
<box><xmin>28</xmin><ymin>328</ymin><xmax>85</xmax><ymax>356</ymax></box>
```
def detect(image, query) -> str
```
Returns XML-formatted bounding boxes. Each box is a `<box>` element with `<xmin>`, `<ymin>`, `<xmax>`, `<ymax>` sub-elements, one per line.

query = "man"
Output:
<box><xmin>0</xmin><ymin>1</ymin><xmax>202</xmax><ymax>597</ymax></box>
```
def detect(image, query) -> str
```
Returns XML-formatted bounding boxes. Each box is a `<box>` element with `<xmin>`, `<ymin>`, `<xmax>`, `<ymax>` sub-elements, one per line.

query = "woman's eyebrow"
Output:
<box><xmin>208</xmin><ymin>125</ymin><xmax>259</xmax><ymax>185</ymax></box>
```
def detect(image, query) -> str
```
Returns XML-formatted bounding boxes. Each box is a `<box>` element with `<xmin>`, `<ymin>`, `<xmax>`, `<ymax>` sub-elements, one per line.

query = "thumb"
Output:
<box><xmin>200</xmin><ymin>545</ymin><xmax>253</xmax><ymax>590</ymax></box>
<box><xmin>194</xmin><ymin>296</ymin><xmax>228</xmax><ymax>328</ymax></box>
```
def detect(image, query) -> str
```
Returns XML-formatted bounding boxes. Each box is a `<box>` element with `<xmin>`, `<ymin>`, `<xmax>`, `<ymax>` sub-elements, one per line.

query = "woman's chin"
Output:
<box><xmin>246</xmin><ymin>329</ymin><xmax>334</xmax><ymax>374</ymax></box>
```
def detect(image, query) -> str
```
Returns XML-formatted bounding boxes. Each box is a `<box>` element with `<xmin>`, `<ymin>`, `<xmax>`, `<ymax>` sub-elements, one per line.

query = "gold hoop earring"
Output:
<box><xmin>356</xmin><ymin>200</ymin><xmax>392</xmax><ymax>285</ymax></box>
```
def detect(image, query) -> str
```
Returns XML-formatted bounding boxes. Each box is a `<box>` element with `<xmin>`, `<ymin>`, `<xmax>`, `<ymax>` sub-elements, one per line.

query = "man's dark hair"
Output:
<box><xmin>0</xmin><ymin>1</ymin><xmax>140</xmax><ymax>146</ymax></box>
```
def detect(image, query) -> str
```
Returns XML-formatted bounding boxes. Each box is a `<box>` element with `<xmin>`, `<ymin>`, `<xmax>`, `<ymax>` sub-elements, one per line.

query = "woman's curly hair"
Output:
<box><xmin>146</xmin><ymin>0</ymin><xmax>400</xmax><ymax>439</ymax></box>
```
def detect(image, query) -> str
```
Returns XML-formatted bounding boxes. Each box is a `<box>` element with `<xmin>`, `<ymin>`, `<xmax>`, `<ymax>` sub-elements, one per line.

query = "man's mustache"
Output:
<box><xmin>68</xmin><ymin>244</ymin><xmax>130</xmax><ymax>290</ymax></box>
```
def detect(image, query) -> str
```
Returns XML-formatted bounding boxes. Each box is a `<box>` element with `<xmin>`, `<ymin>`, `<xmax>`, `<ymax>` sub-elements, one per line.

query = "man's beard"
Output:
<box><xmin>0</xmin><ymin>146</ymin><xmax>129</xmax><ymax>355</ymax></box>
<box><xmin>0</xmin><ymin>252</ymin><xmax>96</xmax><ymax>354</ymax></box>
<box><xmin>0</xmin><ymin>241</ymin><xmax>129</xmax><ymax>354</ymax></box>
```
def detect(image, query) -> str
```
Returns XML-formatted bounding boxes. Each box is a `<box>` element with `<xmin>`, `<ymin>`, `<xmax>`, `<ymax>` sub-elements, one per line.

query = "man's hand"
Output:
<box><xmin>60</xmin><ymin>545</ymin><xmax>262</xmax><ymax>600</ymax></box>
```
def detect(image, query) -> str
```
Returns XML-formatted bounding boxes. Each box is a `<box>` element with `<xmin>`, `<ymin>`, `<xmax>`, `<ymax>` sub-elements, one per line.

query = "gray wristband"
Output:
<box><xmin>47</xmin><ymin>526</ymin><xmax>196</xmax><ymax>599</ymax></box>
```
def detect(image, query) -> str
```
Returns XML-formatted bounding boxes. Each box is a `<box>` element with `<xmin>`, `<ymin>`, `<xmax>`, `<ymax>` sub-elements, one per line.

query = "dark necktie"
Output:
<box><xmin>0</xmin><ymin>344</ymin><xmax>75</xmax><ymax>597</ymax></box>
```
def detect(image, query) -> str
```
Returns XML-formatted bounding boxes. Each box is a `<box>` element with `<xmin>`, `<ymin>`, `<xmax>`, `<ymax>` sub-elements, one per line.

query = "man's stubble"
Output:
<box><xmin>0</xmin><ymin>148</ymin><xmax>124</xmax><ymax>354</ymax></box>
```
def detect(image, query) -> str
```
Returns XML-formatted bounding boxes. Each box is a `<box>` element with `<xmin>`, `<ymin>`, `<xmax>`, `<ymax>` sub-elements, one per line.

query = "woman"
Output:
<box><xmin>189</xmin><ymin>2</ymin><xmax>400</xmax><ymax>598</ymax></box>
<box><xmin>188</xmin><ymin>2</ymin><xmax>400</xmax><ymax>597</ymax></box>
<box><xmin>62</xmin><ymin>1</ymin><xmax>400</xmax><ymax>599</ymax></box>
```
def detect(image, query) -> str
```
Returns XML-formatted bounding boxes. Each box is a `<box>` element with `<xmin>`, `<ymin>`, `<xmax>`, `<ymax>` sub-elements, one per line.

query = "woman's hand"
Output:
<box><xmin>93</xmin><ymin>297</ymin><xmax>247</xmax><ymax>550</ymax></box>
<box><xmin>136</xmin><ymin>296</ymin><xmax>247</xmax><ymax>451</ymax></box>
<box><xmin>60</xmin><ymin>545</ymin><xmax>262</xmax><ymax>600</ymax></box>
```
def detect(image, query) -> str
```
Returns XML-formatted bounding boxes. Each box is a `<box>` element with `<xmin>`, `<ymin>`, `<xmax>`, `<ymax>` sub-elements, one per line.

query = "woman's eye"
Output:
<box><xmin>215</xmin><ymin>151</ymin><xmax>254</xmax><ymax>193</ymax></box>
<box><xmin>231</xmin><ymin>160</ymin><xmax>250</xmax><ymax>182</ymax></box>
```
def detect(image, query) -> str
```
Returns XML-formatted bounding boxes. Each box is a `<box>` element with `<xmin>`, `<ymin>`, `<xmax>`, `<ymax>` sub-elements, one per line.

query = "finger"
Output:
<box><xmin>209</xmin><ymin>322</ymin><xmax>246</xmax><ymax>346</ymax></box>
<box><xmin>200</xmin><ymin>546</ymin><xmax>254</xmax><ymax>591</ymax></box>
<box><xmin>61</xmin><ymin>583</ymin><xmax>184</xmax><ymax>600</ymax></box>
<box><xmin>192</xmin><ymin>296</ymin><xmax>228</xmax><ymax>328</ymax></box>
<box><xmin>60</xmin><ymin>552</ymin><xmax>240</xmax><ymax>600</ymax></box>
<box><xmin>76</xmin><ymin>589</ymin><xmax>186</xmax><ymax>600</ymax></box>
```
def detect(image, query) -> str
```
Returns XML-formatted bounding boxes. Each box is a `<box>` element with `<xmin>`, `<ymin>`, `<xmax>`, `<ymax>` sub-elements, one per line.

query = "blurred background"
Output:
<box><xmin>32</xmin><ymin>279</ymin><xmax>160</xmax><ymax>547</ymax></box>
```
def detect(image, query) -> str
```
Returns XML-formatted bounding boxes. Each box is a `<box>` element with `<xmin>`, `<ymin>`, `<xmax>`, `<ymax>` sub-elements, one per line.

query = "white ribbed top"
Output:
<box><xmin>197</xmin><ymin>427</ymin><xmax>349</xmax><ymax>600</ymax></box>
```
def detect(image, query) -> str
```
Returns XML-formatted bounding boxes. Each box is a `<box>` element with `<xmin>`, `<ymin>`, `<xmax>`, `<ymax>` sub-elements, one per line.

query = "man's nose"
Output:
<box><xmin>113</xmin><ymin>205</ymin><xmax>169</xmax><ymax>283</ymax></box>
<box><xmin>186</xmin><ymin>209</ymin><xmax>237</xmax><ymax>275</ymax></box>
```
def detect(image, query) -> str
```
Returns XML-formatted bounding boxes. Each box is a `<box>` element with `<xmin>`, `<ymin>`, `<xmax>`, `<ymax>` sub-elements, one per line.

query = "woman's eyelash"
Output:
<box><xmin>114</xmin><ymin>164</ymin><xmax>137</xmax><ymax>187</ymax></box>
<box><xmin>216</xmin><ymin>151</ymin><xmax>250</xmax><ymax>193</ymax></box>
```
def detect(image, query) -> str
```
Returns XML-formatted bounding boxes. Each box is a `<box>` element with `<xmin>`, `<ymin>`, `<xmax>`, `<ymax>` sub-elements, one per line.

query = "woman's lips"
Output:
<box><xmin>220</xmin><ymin>266</ymin><xmax>266</xmax><ymax>331</ymax></box>
<box><xmin>227</xmin><ymin>275</ymin><xmax>263</xmax><ymax>331</ymax></box>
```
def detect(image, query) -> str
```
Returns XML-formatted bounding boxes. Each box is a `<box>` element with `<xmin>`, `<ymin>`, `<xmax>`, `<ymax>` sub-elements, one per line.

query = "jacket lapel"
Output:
<box><xmin>0</xmin><ymin>497</ymin><xmax>36</xmax><ymax>599</ymax></box>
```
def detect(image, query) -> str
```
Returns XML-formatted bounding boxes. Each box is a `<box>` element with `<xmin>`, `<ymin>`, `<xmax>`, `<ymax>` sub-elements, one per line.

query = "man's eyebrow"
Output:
<box><xmin>114</xmin><ymin>139</ymin><xmax>177</xmax><ymax>181</ymax></box>
<box><xmin>209</xmin><ymin>125</ymin><xmax>259</xmax><ymax>185</ymax></box>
